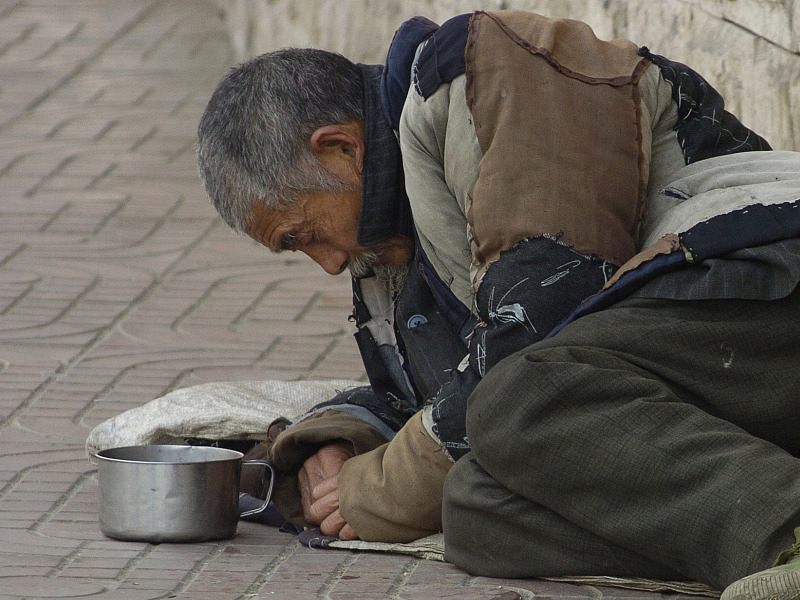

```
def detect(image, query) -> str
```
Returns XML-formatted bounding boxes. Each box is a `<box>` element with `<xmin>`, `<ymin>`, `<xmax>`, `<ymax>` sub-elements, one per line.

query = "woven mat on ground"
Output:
<box><xmin>298</xmin><ymin>531</ymin><xmax>718</xmax><ymax>597</ymax></box>
<box><xmin>85</xmin><ymin>380</ymin><xmax>720</xmax><ymax>597</ymax></box>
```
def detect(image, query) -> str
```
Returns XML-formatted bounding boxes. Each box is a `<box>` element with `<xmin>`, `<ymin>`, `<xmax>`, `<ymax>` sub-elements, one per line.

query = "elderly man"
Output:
<box><xmin>197</xmin><ymin>10</ymin><xmax>800</xmax><ymax>600</ymax></box>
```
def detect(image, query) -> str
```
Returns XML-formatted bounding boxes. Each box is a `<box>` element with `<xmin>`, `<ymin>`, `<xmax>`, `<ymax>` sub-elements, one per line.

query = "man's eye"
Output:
<box><xmin>280</xmin><ymin>233</ymin><xmax>298</xmax><ymax>251</ymax></box>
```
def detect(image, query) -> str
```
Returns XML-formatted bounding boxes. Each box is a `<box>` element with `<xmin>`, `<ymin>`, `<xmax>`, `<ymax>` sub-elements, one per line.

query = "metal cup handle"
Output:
<box><xmin>239</xmin><ymin>460</ymin><xmax>275</xmax><ymax>518</ymax></box>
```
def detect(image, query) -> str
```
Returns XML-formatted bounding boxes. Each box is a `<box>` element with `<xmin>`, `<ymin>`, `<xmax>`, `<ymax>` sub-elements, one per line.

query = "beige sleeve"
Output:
<box><xmin>269</xmin><ymin>410</ymin><xmax>388</xmax><ymax>529</ymax></box>
<box><xmin>399</xmin><ymin>74</ymin><xmax>480</xmax><ymax>309</ymax></box>
<box><xmin>638</xmin><ymin>62</ymin><xmax>692</xmax><ymax>248</ymax></box>
<box><xmin>337</xmin><ymin>411</ymin><xmax>453</xmax><ymax>543</ymax></box>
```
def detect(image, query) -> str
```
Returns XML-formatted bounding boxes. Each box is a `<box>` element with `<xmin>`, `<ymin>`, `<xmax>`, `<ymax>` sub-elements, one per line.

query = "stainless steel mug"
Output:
<box><xmin>95</xmin><ymin>444</ymin><xmax>272</xmax><ymax>543</ymax></box>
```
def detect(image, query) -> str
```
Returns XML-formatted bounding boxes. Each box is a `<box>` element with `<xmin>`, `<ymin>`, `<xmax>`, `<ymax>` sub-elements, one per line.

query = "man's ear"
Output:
<box><xmin>309</xmin><ymin>121</ymin><xmax>365</xmax><ymax>176</ymax></box>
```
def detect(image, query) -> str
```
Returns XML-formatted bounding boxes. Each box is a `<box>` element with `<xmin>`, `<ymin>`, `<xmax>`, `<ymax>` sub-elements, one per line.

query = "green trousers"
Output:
<box><xmin>443</xmin><ymin>286</ymin><xmax>800</xmax><ymax>590</ymax></box>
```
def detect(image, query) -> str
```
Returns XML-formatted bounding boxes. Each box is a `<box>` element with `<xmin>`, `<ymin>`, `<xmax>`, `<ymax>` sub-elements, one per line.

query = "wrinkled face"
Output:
<box><xmin>245</xmin><ymin>191</ymin><xmax>412</xmax><ymax>276</ymax></box>
<box><xmin>244</xmin><ymin>120</ymin><xmax>412</xmax><ymax>276</ymax></box>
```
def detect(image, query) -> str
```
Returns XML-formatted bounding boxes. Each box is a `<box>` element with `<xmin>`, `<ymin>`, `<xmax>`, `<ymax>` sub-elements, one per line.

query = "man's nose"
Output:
<box><xmin>303</xmin><ymin>246</ymin><xmax>349</xmax><ymax>275</ymax></box>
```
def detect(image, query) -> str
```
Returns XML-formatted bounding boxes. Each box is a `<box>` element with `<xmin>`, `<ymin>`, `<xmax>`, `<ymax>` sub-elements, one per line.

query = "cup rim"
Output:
<box><xmin>95</xmin><ymin>444</ymin><xmax>244</xmax><ymax>465</ymax></box>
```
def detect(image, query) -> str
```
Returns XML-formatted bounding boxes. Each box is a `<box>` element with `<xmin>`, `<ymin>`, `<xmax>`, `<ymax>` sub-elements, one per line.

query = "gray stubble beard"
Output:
<box><xmin>349</xmin><ymin>249</ymin><xmax>410</xmax><ymax>298</ymax></box>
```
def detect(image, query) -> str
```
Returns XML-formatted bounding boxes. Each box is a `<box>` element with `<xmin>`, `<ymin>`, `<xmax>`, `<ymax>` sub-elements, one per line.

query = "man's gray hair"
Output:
<box><xmin>197</xmin><ymin>48</ymin><xmax>364</xmax><ymax>231</ymax></box>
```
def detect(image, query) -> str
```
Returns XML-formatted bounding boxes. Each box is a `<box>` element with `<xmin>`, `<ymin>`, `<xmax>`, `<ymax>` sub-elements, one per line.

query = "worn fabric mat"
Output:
<box><xmin>301</xmin><ymin>530</ymin><xmax>719</xmax><ymax>597</ymax></box>
<box><xmin>85</xmin><ymin>380</ymin><xmax>720</xmax><ymax>596</ymax></box>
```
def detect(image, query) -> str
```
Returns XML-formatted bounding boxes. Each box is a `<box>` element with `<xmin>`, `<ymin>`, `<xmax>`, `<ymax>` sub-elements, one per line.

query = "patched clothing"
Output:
<box><xmin>268</xmin><ymin>10</ymin><xmax>800</xmax><ymax>550</ymax></box>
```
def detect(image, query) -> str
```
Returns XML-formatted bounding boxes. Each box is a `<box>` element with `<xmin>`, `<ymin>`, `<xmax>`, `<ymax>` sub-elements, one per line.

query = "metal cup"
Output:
<box><xmin>95</xmin><ymin>444</ymin><xmax>272</xmax><ymax>543</ymax></box>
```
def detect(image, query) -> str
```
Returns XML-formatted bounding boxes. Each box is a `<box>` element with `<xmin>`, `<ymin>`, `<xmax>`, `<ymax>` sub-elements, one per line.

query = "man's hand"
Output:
<box><xmin>298</xmin><ymin>442</ymin><xmax>359</xmax><ymax>539</ymax></box>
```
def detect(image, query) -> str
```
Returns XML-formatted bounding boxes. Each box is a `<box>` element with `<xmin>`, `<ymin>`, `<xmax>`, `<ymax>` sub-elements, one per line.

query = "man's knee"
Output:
<box><xmin>465</xmin><ymin>350</ymin><xmax>541</xmax><ymax>451</ymax></box>
<box><xmin>464</xmin><ymin>345</ymin><xmax>580</xmax><ymax>460</ymax></box>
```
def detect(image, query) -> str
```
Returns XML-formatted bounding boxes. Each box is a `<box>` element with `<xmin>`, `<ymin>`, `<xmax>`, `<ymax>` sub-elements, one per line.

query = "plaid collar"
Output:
<box><xmin>356</xmin><ymin>64</ymin><xmax>412</xmax><ymax>247</ymax></box>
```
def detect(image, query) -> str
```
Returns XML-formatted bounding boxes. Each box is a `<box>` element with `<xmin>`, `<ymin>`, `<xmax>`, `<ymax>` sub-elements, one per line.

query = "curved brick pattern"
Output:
<box><xmin>0</xmin><ymin>1</ymin><xmax>698</xmax><ymax>598</ymax></box>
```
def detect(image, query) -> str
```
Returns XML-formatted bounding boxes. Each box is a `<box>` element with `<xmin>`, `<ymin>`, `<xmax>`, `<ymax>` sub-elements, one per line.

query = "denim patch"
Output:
<box><xmin>469</xmin><ymin>236</ymin><xmax>616</xmax><ymax>376</ymax></box>
<box><xmin>396</xmin><ymin>260</ymin><xmax>469</xmax><ymax>403</ymax></box>
<box><xmin>413</xmin><ymin>13</ymin><xmax>470</xmax><ymax>99</ymax></box>
<box><xmin>313</xmin><ymin>385</ymin><xmax>415</xmax><ymax>435</ymax></box>
<box><xmin>640</xmin><ymin>48</ymin><xmax>771</xmax><ymax>165</ymax></box>
<box><xmin>428</xmin><ymin>364</ymin><xmax>480</xmax><ymax>462</ymax></box>
<box><xmin>381</xmin><ymin>16</ymin><xmax>438</xmax><ymax>129</ymax></box>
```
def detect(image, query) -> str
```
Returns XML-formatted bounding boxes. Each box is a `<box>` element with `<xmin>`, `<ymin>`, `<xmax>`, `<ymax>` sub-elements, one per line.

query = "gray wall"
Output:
<box><xmin>214</xmin><ymin>0</ymin><xmax>800</xmax><ymax>151</ymax></box>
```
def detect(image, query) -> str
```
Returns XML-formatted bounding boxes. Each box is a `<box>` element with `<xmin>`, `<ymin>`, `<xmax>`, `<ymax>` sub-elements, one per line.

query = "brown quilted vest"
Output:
<box><xmin>465</xmin><ymin>11</ymin><xmax>651</xmax><ymax>281</ymax></box>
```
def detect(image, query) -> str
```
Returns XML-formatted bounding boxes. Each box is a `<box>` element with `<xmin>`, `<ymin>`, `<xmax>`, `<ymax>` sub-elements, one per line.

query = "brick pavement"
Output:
<box><xmin>0</xmin><ymin>1</ymin><xmax>704</xmax><ymax>598</ymax></box>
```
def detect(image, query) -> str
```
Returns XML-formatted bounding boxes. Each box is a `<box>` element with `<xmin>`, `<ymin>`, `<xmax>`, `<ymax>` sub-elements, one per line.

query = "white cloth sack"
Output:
<box><xmin>85</xmin><ymin>379</ymin><xmax>361</xmax><ymax>459</ymax></box>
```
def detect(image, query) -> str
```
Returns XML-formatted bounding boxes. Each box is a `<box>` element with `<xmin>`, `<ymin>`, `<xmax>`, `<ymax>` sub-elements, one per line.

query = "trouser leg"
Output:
<box><xmin>445</xmin><ymin>288</ymin><xmax>800</xmax><ymax>590</ymax></box>
<box><xmin>443</xmin><ymin>451</ymin><xmax>686</xmax><ymax>580</ymax></box>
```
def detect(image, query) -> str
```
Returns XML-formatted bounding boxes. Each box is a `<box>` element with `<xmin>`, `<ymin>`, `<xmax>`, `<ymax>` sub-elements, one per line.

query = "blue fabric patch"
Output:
<box><xmin>681</xmin><ymin>201</ymin><xmax>800</xmax><ymax>262</ymax></box>
<box><xmin>413</xmin><ymin>230</ymin><xmax>476</xmax><ymax>341</ymax></box>
<box><xmin>312</xmin><ymin>385</ymin><xmax>416</xmax><ymax>434</ymax></box>
<box><xmin>469</xmin><ymin>236</ymin><xmax>616</xmax><ymax>375</ymax></box>
<box><xmin>414</xmin><ymin>13</ymin><xmax>471</xmax><ymax>99</ymax></box>
<box><xmin>395</xmin><ymin>257</ymin><xmax>469</xmax><ymax>403</ymax></box>
<box><xmin>547</xmin><ymin>250</ymin><xmax>688</xmax><ymax>339</ymax></box>
<box><xmin>640</xmin><ymin>48</ymin><xmax>771</xmax><ymax>164</ymax></box>
<box><xmin>239</xmin><ymin>497</ymin><xmax>297</xmax><ymax>530</ymax></box>
<box><xmin>297</xmin><ymin>527</ymin><xmax>338</xmax><ymax>547</ymax></box>
<box><xmin>548</xmin><ymin>200</ymin><xmax>800</xmax><ymax>337</ymax></box>
<box><xmin>381</xmin><ymin>16</ymin><xmax>439</xmax><ymax>130</ymax></box>
<box><xmin>428</xmin><ymin>364</ymin><xmax>480</xmax><ymax>462</ymax></box>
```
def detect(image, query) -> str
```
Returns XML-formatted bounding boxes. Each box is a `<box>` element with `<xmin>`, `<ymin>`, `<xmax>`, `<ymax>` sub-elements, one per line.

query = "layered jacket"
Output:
<box><xmin>269</xmin><ymin>11</ymin><xmax>800</xmax><ymax>538</ymax></box>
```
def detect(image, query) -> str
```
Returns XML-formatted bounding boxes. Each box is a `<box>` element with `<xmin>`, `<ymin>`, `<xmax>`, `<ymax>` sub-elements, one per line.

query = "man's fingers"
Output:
<box><xmin>319</xmin><ymin>508</ymin><xmax>348</xmax><ymax>538</ymax></box>
<box><xmin>339</xmin><ymin>523</ymin><xmax>359</xmax><ymax>540</ymax></box>
<box><xmin>306</xmin><ymin>488</ymin><xmax>339</xmax><ymax>525</ymax></box>
<box><xmin>319</xmin><ymin>510</ymin><xmax>359</xmax><ymax>540</ymax></box>
<box><xmin>298</xmin><ymin>443</ymin><xmax>355</xmax><ymax>526</ymax></box>
<box><xmin>298</xmin><ymin>466</ymin><xmax>314</xmax><ymax>515</ymax></box>
<box><xmin>312</xmin><ymin>474</ymin><xmax>339</xmax><ymax>502</ymax></box>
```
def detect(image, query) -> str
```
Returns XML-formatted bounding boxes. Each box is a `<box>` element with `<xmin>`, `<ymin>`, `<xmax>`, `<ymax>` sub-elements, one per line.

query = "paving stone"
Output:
<box><xmin>0</xmin><ymin>576</ymin><xmax>106</xmax><ymax>597</ymax></box>
<box><xmin>396</xmin><ymin>588</ymin><xmax>523</xmax><ymax>600</ymax></box>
